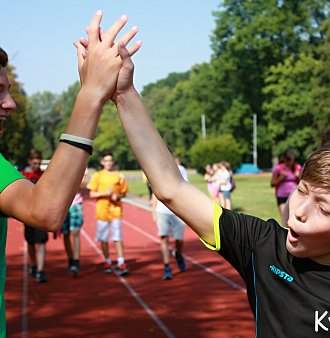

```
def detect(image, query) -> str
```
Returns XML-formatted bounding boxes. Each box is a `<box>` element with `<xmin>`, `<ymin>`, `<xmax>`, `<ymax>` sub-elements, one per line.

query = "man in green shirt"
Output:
<box><xmin>0</xmin><ymin>11</ymin><xmax>141</xmax><ymax>336</ymax></box>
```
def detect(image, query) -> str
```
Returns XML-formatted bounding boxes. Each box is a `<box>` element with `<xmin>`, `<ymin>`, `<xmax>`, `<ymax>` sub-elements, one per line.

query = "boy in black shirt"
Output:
<box><xmin>76</xmin><ymin>16</ymin><xmax>330</xmax><ymax>336</ymax></box>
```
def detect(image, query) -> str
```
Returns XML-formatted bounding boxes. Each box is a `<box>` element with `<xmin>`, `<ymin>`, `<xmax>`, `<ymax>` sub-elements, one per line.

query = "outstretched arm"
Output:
<box><xmin>113</xmin><ymin>44</ymin><xmax>215</xmax><ymax>244</ymax></box>
<box><xmin>0</xmin><ymin>11</ymin><xmax>136</xmax><ymax>231</ymax></box>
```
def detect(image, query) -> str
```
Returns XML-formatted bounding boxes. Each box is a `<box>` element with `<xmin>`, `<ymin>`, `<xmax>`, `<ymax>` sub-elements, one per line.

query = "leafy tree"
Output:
<box><xmin>141</xmin><ymin>71</ymin><xmax>190</xmax><ymax>97</ymax></box>
<box><xmin>263</xmin><ymin>53</ymin><xmax>318</xmax><ymax>161</ymax></box>
<box><xmin>52</xmin><ymin>82</ymin><xmax>81</xmax><ymax>139</ymax></box>
<box><xmin>92</xmin><ymin>102</ymin><xmax>138</xmax><ymax>169</ymax></box>
<box><xmin>26</xmin><ymin>91</ymin><xmax>59</xmax><ymax>157</ymax></box>
<box><xmin>310</xmin><ymin>17</ymin><xmax>330</xmax><ymax>145</ymax></box>
<box><xmin>190</xmin><ymin>135</ymin><xmax>242</xmax><ymax>173</ymax></box>
<box><xmin>209</xmin><ymin>0</ymin><xmax>329</xmax><ymax>165</ymax></box>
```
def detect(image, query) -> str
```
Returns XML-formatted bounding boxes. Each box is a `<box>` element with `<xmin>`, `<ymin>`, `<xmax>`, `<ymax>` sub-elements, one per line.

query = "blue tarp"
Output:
<box><xmin>235</xmin><ymin>163</ymin><xmax>261</xmax><ymax>174</ymax></box>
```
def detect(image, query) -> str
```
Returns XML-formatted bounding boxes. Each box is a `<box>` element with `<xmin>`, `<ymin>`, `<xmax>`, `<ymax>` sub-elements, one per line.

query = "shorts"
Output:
<box><xmin>61</xmin><ymin>204</ymin><xmax>83</xmax><ymax>235</ymax></box>
<box><xmin>95</xmin><ymin>219</ymin><xmax>122</xmax><ymax>242</ymax></box>
<box><xmin>156</xmin><ymin>213</ymin><xmax>185</xmax><ymax>240</ymax></box>
<box><xmin>221</xmin><ymin>190</ymin><xmax>231</xmax><ymax>200</ymax></box>
<box><xmin>277</xmin><ymin>196</ymin><xmax>288</xmax><ymax>206</ymax></box>
<box><xmin>24</xmin><ymin>225</ymin><xmax>48</xmax><ymax>244</ymax></box>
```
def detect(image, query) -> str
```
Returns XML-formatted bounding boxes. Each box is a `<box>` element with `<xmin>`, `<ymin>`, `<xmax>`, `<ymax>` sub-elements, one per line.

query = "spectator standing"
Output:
<box><xmin>21</xmin><ymin>150</ymin><xmax>48</xmax><ymax>283</ymax></box>
<box><xmin>214</xmin><ymin>161</ymin><xmax>232</xmax><ymax>210</ymax></box>
<box><xmin>204</xmin><ymin>164</ymin><xmax>217</xmax><ymax>200</ymax></box>
<box><xmin>271</xmin><ymin>149</ymin><xmax>302</xmax><ymax>219</ymax></box>
<box><xmin>61</xmin><ymin>170</ymin><xmax>87</xmax><ymax>277</ymax></box>
<box><xmin>87</xmin><ymin>152</ymin><xmax>129</xmax><ymax>276</ymax></box>
<box><xmin>151</xmin><ymin>158</ymin><xmax>188</xmax><ymax>280</ymax></box>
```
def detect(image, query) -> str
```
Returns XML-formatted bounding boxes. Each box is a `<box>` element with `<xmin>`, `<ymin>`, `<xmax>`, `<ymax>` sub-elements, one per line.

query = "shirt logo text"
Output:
<box><xmin>269</xmin><ymin>265</ymin><xmax>294</xmax><ymax>282</ymax></box>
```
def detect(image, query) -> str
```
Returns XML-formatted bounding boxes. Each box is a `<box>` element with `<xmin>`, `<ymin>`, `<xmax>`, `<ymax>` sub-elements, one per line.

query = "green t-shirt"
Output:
<box><xmin>0</xmin><ymin>154</ymin><xmax>24</xmax><ymax>337</ymax></box>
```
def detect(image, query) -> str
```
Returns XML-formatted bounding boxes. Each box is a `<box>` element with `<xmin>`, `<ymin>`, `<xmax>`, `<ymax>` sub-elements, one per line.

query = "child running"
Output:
<box><xmin>76</xmin><ymin>15</ymin><xmax>330</xmax><ymax>336</ymax></box>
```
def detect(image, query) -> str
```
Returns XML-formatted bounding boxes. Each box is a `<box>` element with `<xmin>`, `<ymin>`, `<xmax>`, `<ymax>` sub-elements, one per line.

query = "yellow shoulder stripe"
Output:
<box><xmin>199</xmin><ymin>201</ymin><xmax>222</xmax><ymax>251</ymax></box>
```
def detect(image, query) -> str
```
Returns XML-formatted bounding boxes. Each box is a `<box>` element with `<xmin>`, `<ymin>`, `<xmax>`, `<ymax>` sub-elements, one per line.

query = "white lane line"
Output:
<box><xmin>81</xmin><ymin>229</ymin><xmax>176</xmax><ymax>338</ymax></box>
<box><xmin>122</xmin><ymin>219</ymin><xmax>246</xmax><ymax>292</ymax></box>
<box><xmin>21</xmin><ymin>241</ymin><xmax>28</xmax><ymax>338</ymax></box>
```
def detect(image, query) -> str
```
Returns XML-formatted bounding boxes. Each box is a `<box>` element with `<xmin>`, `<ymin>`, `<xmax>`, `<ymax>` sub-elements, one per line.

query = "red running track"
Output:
<box><xmin>5</xmin><ymin>199</ymin><xmax>255</xmax><ymax>338</ymax></box>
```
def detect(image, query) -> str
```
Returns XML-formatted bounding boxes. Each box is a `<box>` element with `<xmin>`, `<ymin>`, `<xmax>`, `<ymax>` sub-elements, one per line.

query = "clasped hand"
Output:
<box><xmin>74</xmin><ymin>10</ymin><xmax>142</xmax><ymax>104</ymax></box>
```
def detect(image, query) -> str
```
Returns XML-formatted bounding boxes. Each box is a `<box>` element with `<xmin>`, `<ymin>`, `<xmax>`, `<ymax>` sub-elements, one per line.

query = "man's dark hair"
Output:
<box><xmin>101</xmin><ymin>151</ymin><xmax>114</xmax><ymax>159</ymax></box>
<box><xmin>0</xmin><ymin>47</ymin><xmax>8</xmax><ymax>67</ymax></box>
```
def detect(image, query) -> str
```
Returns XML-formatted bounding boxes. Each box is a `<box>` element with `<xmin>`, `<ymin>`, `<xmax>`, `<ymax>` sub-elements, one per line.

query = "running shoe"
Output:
<box><xmin>29</xmin><ymin>265</ymin><xmax>37</xmax><ymax>278</ymax></box>
<box><xmin>116</xmin><ymin>263</ymin><xmax>129</xmax><ymax>277</ymax></box>
<box><xmin>103</xmin><ymin>262</ymin><xmax>113</xmax><ymax>273</ymax></box>
<box><xmin>36</xmin><ymin>270</ymin><xmax>48</xmax><ymax>283</ymax></box>
<box><xmin>175</xmin><ymin>252</ymin><xmax>187</xmax><ymax>272</ymax></box>
<box><xmin>162</xmin><ymin>266</ymin><xmax>173</xmax><ymax>280</ymax></box>
<box><xmin>67</xmin><ymin>259</ymin><xmax>75</xmax><ymax>272</ymax></box>
<box><xmin>69</xmin><ymin>262</ymin><xmax>80</xmax><ymax>277</ymax></box>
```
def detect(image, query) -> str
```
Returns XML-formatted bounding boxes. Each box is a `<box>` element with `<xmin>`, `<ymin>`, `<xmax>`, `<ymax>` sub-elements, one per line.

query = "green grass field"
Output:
<box><xmin>125</xmin><ymin>171</ymin><xmax>281</xmax><ymax>223</ymax></box>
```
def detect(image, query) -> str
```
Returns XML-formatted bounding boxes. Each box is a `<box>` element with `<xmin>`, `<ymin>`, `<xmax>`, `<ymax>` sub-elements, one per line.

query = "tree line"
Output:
<box><xmin>2</xmin><ymin>0</ymin><xmax>330</xmax><ymax>170</ymax></box>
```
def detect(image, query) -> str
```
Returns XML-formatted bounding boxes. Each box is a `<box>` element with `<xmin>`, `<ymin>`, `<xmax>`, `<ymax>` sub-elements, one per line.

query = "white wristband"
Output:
<box><xmin>60</xmin><ymin>133</ymin><xmax>93</xmax><ymax>146</ymax></box>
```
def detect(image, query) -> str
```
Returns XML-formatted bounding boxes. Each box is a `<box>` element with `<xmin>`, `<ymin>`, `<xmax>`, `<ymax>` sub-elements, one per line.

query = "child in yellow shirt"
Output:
<box><xmin>87</xmin><ymin>152</ymin><xmax>128</xmax><ymax>276</ymax></box>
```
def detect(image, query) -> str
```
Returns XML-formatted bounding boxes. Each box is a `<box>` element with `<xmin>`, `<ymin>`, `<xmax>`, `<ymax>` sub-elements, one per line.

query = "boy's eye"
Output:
<box><xmin>318</xmin><ymin>204</ymin><xmax>330</xmax><ymax>216</ymax></box>
<box><xmin>297</xmin><ymin>187</ymin><xmax>306</xmax><ymax>195</ymax></box>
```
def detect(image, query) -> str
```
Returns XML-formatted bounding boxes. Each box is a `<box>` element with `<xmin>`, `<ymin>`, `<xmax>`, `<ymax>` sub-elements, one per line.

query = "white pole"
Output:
<box><xmin>201</xmin><ymin>114</ymin><xmax>206</xmax><ymax>140</ymax></box>
<box><xmin>253</xmin><ymin>114</ymin><xmax>257</xmax><ymax>166</ymax></box>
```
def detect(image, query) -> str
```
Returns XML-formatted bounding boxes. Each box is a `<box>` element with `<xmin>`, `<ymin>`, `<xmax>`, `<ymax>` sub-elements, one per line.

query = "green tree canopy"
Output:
<box><xmin>190</xmin><ymin>135</ymin><xmax>242</xmax><ymax>173</ymax></box>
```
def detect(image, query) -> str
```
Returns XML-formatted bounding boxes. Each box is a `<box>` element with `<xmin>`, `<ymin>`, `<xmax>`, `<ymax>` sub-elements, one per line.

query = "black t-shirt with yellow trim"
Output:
<box><xmin>202</xmin><ymin>204</ymin><xmax>330</xmax><ymax>337</ymax></box>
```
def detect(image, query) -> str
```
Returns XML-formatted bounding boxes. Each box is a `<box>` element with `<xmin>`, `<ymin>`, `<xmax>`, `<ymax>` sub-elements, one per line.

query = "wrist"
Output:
<box><xmin>64</xmin><ymin>89</ymin><xmax>103</xmax><ymax>139</ymax></box>
<box><xmin>76</xmin><ymin>87</ymin><xmax>104</xmax><ymax>111</ymax></box>
<box><xmin>115</xmin><ymin>86</ymin><xmax>139</xmax><ymax>108</ymax></box>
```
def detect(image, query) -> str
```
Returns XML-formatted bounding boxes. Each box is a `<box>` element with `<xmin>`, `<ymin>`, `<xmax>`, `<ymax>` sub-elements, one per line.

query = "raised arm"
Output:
<box><xmin>113</xmin><ymin>44</ymin><xmax>215</xmax><ymax>244</ymax></box>
<box><xmin>0</xmin><ymin>12</ymin><xmax>138</xmax><ymax>231</ymax></box>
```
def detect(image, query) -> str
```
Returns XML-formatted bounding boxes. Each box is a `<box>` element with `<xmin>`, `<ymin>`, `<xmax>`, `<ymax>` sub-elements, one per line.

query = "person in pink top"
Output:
<box><xmin>271</xmin><ymin>149</ymin><xmax>302</xmax><ymax>219</ymax></box>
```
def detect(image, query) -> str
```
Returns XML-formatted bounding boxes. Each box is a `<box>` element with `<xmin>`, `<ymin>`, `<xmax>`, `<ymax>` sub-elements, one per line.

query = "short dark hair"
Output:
<box><xmin>0</xmin><ymin>47</ymin><xmax>8</xmax><ymax>67</ymax></box>
<box><xmin>101</xmin><ymin>151</ymin><xmax>114</xmax><ymax>159</ymax></box>
<box><xmin>283</xmin><ymin>148</ymin><xmax>295</xmax><ymax>161</ymax></box>
<box><xmin>28</xmin><ymin>149</ymin><xmax>43</xmax><ymax>160</ymax></box>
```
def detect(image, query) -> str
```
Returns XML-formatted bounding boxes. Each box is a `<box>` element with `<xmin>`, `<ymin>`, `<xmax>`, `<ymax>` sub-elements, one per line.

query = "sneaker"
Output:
<box><xmin>69</xmin><ymin>262</ymin><xmax>80</xmax><ymax>277</ymax></box>
<box><xmin>67</xmin><ymin>259</ymin><xmax>75</xmax><ymax>272</ymax></box>
<box><xmin>36</xmin><ymin>271</ymin><xmax>48</xmax><ymax>283</ymax></box>
<box><xmin>103</xmin><ymin>262</ymin><xmax>113</xmax><ymax>273</ymax></box>
<box><xmin>29</xmin><ymin>265</ymin><xmax>37</xmax><ymax>278</ymax></box>
<box><xmin>162</xmin><ymin>266</ymin><xmax>173</xmax><ymax>280</ymax></box>
<box><xmin>175</xmin><ymin>252</ymin><xmax>186</xmax><ymax>272</ymax></box>
<box><xmin>116</xmin><ymin>263</ymin><xmax>129</xmax><ymax>277</ymax></box>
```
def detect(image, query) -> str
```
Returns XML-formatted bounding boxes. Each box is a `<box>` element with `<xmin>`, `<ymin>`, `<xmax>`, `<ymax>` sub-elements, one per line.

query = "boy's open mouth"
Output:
<box><xmin>290</xmin><ymin>228</ymin><xmax>299</xmax><ymax>238</ymax></box>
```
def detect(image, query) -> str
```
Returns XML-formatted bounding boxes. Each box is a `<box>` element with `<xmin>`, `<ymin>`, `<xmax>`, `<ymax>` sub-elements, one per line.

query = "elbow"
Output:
<box><xmin>45</xmin><ymin>219</ymin><xmax>64</xmax><ymax>233</ymax></box>
<box><xmin>151</xmin><ymin>186</ymin><xmax>173</xmax><ymax>204</ymax></box>
<box><xmin>29</xmin><ymin>209</ymin><xmax>65</xmax><ymax>232</ymax></box>
<box><xmin>152</xmin><ymin>181</ymin><xmax>184</xmax><ymax>207</ymax></box>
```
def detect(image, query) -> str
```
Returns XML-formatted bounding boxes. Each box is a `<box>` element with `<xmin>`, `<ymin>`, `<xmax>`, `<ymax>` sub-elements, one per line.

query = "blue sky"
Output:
<box><xmin>0</xmin><ymin>1</ymin><xmax>219</xmax><ymax>95</ymax></box>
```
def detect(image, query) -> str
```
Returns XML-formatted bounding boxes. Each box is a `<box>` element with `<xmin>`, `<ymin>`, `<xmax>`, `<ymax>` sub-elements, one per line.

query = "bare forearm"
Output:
<box><xmin>116</xmin><ymin>88</ymin><xmax>214</xmax><ymax>242</ymax></box>
<box><xmin>116</xmin><ymin>88</ymin><xmax>183</xmax><ymax>200</ymax></box>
